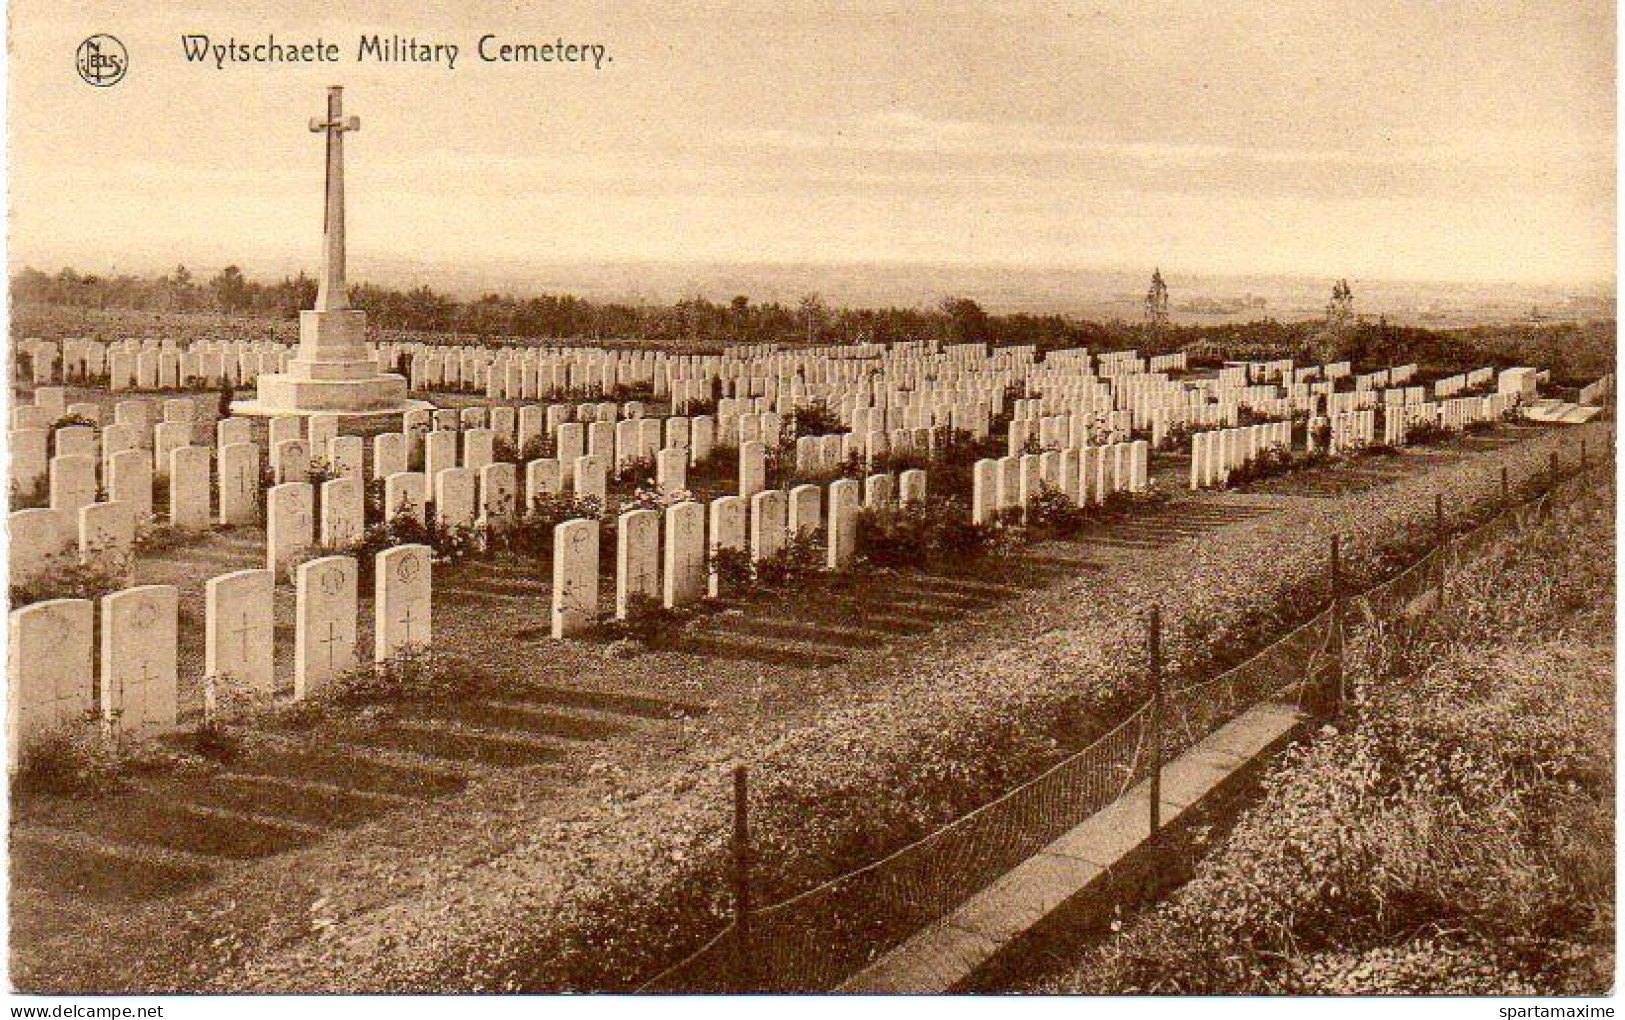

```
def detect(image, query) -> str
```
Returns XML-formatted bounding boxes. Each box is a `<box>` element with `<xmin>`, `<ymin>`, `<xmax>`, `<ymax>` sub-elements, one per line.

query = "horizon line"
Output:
<box><xmin>8</xmin><ymin>254</ymin><xmax>1616</xmax><ymax>296</ymax></box>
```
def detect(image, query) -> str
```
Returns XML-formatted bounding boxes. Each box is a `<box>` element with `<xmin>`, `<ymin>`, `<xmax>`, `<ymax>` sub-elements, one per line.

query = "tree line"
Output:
<box><xmin>11</xmin><ymin>265</ymin><xmax>1176</xmax><ymax>353</ymax></box>
<box><xmin>11</xmin><ymin>264</ymin><xmax>1612</xmax><ymax>384</ymax></box>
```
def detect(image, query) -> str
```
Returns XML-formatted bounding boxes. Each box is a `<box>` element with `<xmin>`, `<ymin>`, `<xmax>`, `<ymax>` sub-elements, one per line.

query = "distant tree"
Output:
<box><xmin>210</xmin><ymin>265</ymin><xmax>252</xmax><ymax>313</ymax></box>
<box><xmin>799</xmin><ymin>292</ymin><xmax>828</xmax><ymax>345</ymax></box>
<box><xmin>939</xmin><ymin>296</ymin><xmax>990</xmax><ymax>345</ymax></box>
<box><xmin>1145</xmin><ymin>268</ymin><xmax>1170</xmax><ymax>328</ymax></box>
<box><xmin>1327</xmin><ymin>278</ymin><xmax>1355</xmax><ymax>325</ymax></box>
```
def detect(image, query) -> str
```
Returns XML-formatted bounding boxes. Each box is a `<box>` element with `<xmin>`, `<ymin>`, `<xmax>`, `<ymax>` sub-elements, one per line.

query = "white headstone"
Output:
<box><xmin>551</xmin><ymin>518</ymin><xmax>600</xmax><ymax>638</ymax></box>
<box><xmin>328</xmin><ymin>435</ymin><xmax>365</xmax><ymax>480</ymax></box>
<box><xmin>78</xmin><ymin>501</ymin><xmax>135</xmax><ymax>573</ymax></box>
<box><xmin>295</xmin><ymin>555</ymin><xmax>358</xmax><ymax>700</ymax></box>
<box><xmin>663</xmin><ymin>500</ymin><xmax>706</xmax><ymax>608</ymax></box>
<box><xmin>267</xmin><ymin>481</ymin><xmax>315</xmax><ymax>574</ymax></box>
<box><xmin>374</xmin><ymin>432</ymin><xmax>408</xmax><ymax>480</ymax></box>
<box><xmin>100</xmin><ymin>585</ymin><xmax>179</xmax><ymax>737</ymax></box>
<box><xmin>9</xmin><ymin>508</ymin><xmax>68</xmax><ymax>588</ymax></box>
<box><xmin>739</xmin><ymin>440</ymin><xmax>767</xmax><ymax>499</ymax></box>
<box><xmin>218</xmin><ymin>442</ymin><xmax>262</xmax><ymax>526</ymax></box>
<box><xmin>573</xmin><ymin>454</ymin><xmax>608</xmax><ymax>505</ymax></box>
<box><xmin>656</xmin><ymin>446</ymin><xmax>688</xmax><ymax>492</ymax></box>
<box><xmin>205</xmin><ymin>568</ymin><xmax>276</xmax><ymax>696</ymax></box>
<box><xmin>788</xmin><ymin>483</ymin><xmax>822</xmax><ymax>537</ymax></box>
<box><xmin>107</xmin><ymin>449</ymin><xmax>153</xmax><ymax>522</ymax></box>
<box><xmin>750</xmin><ymin>488</ymin><xmax>788</xmax><ymax>564</ymax></box>
<box><xmin>384</xmin><ymin>471</ymin><xmax>427</xmax><ymax>525</ymax></box>
<box><xmin>321</xmin><ymin>476</ymin><xmax>365</xmax><ymax>547</ymax></box>
<box><xmin>374</xmin><ymin>544</ymin><xmax>432</xmax><ymax>661</ymax></box>
<box><xmin>899</xmin><ymin>469</ymin><xmax>927</xmax><ymax>505</ymax></box>
<box><xmin>708</xmin><ymin>495</ymin><xmax>746</xmax><ymax>597</ymax></box>
<box><xmin>49</xmin><ymin>454</ymin><xmax>98</xmax><ymax>538</ymax></box>
<box><xmin>168</xmin><ymin>446</ymin><xmax>212</xmax><ymax>530</ymax></box>
<box><xmin>479</xmin><ymin>462</ymin><xmax>518</xmax><ymax>526</ymax></box>
<box><xmin>7</xmin><ymin>598</ymin><xmax>95</xmax><ymax>769</ymax></box>
<box><xmin>434</xmin><ymin>467</ymin><xmax>476</xmax><ymax>529</ymax></box>
<box><xmin>827</xmin><ymin>478</ymin><xmax>860</xmax><ymax>570</ymax></box>
<box><xmin>615</xmin><ymin>508</ymin><xmax>661</xmax><ymax>618</ymax></box>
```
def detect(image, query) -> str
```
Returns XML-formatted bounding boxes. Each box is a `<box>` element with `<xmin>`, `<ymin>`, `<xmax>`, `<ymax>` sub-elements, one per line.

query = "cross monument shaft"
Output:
<box><xmin>310</xmin><ymin>86</ymin><xmax>360</xmax><ymax>312</ymax></box>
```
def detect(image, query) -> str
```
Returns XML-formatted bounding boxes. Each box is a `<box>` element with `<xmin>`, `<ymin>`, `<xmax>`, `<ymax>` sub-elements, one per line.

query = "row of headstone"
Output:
<box><xmin>6</xmin><ymin>543</ymin><xmax>432</xmax><ymax>770</ymax></box>
<box><xmin>552</xmin><ymin>471</ymin><xmax>926</xmax><ymax>638</ymax></box>
<box><xmin>20</xmin><ymin>336</ymin><xmax>295</xmax><ymax>389</ymax></box>
<box><xmin>971</xmin><ymin>441</ymin><xmax>1149</xmax><ymax>524</ymax></box>
<box><xmin>1189</xmin><ymin>422</ymin><xmax>1293</xmax><ymax>489</ymax></box>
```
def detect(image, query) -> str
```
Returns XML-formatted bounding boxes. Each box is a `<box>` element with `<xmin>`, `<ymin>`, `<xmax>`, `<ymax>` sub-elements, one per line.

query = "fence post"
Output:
<box><xmin>1434</xmin><ymin>493</ymin><xmax>1447</xmax><ymax>610</ymax></box>
<box><xmin>1329</xmin><ymin>535</ymin><xmax>1343</xmax><ymax>717</ymax></box>
<box><xmin>1580</xmin><ymin>440</ymin><xmax>1587</xmax><ymax>471</ymax></box>
<box><xmin>1550</xmin><ymin>450</ymin><xmax>1560</xmax><ymax>490</ymax></box>
<box><xmin>1147</xmin><ymin>604</ymin><xmax>1162</xmax><ymax>836</ymax></box>
<box><xmin>1500</xmin><ymin>465</ymin><xmax>1509</xmax><ymax>504</ymax></box>
<box><xmin>731</xmin><ymin>765</ymin><xmax>753</xmax><ymax>992</ymax></box>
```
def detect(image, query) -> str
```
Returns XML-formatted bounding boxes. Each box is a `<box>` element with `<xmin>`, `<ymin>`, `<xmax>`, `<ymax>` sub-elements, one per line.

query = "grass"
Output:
<box><xmin>1022</xmin><ymin>474</ymin><xmax>1615</xmax><ymax>995</ymax></box>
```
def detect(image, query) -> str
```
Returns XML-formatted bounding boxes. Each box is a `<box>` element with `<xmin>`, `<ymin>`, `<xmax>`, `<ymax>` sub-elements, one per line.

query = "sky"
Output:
<box><xmin>7</xmin><ymin>0</ymin><xmax>1617</xmax><ymax>289</ymax></box>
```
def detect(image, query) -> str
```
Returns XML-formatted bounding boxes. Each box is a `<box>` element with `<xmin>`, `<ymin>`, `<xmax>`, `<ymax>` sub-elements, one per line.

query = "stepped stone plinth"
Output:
<box><xmin>232</xmin><ymin>86</ymin><xmax>427</xmax><ymax>420</ymax></box>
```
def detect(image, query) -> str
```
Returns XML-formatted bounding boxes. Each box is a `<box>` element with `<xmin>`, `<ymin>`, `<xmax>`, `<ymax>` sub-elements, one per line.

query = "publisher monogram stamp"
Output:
<box><xmin>76</xmin><ymin>33</ymin><xmax>127</xmax><ymax>87</ymax></box>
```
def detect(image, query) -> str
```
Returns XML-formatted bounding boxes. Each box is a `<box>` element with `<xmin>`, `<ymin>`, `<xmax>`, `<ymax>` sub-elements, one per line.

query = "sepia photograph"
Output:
<box><xmin>1</xmin><ymin>0</ymin><xmax>1617</xmax><ymax>1011</ymax></box>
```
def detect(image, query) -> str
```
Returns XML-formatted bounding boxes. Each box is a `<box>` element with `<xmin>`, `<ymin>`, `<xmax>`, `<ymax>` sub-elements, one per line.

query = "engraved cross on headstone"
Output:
<box><xmin>320</xmin><ymin>619</ymin><xmax>345</xmax><ymax>668</ymax></box>
<box><xmin>232</xmin><ymin>610</ymin><xmax>256</xmax><ymax>661</ymax></box>
<box><xmin>309</xmin><ymin>86</ymin><xmax>360</xmax><ymax>313</ymax></box>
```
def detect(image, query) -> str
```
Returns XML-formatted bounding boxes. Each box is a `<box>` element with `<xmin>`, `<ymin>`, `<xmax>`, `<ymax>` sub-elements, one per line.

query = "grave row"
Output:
<box><xmin>560</xmin><ymin>470</ymin><xmax>927</xmax><ymax>637</ymax></box>
<box><xmin>969</xmin><ymin>442</ymin><xmax>1149</xmax><ymax>524</ymax></box>
<box><xmin>7</xmin><ymin>544</ymin><xmax>432</xmax><ymax>769</ymax></box>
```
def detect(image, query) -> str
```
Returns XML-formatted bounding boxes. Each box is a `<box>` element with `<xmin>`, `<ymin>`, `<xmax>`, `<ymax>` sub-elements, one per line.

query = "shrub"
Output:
<box><xmin>1160</xmin><ymin>420</ymin><xmax>1199</xmax><ymax>452</ymax></box>
<box><xmin>790</xmin><ymin>400</ymin><xmax>842</xmax><ymax>439</ymax></box>
<box><xmin>754</xmin><ymin>530</ymin><xmax>825</xmax><ymax>587</ymax></box>
<box><xmin>856</xmin><ymin>496</ymin><xmax>1001</xmax><ymax>567</ymax></box>
<box><xmin>12</xmin><ymin>714</ymin><xmax>126</xmax><ymax>798</ymax></box>
<box><xmin>521</xmin><ymin>433</ymin><xmax>557</xmax><ymax>462</ymax></box>
<box><xmin>134</xmin><ymin>520</ymin><xmax>189</xmax><ymax>555</ymax></box>
<box><xmin>597</xmin><ymin>592</ymin><xmax>692</xmax><ymax>649</ymax></box>
<box><xmin>1227</xmin><ymin>442</ymin><xmax>1296</xmax><ymax>486</ymax></box>
<box><xmin>191</xmin><ymin>717</ymin><xmax>243</xmax><ymax>764</ymax></box>
<box><xmin>506</xmin><ymin>493</ymin><xmax>605</xmax><ymax>560</ymax></box>
<box><xmin>707</xmin><ymin>531</ymin><xmax>827</xmax><ymax>595</ymax></box>
<box><xmin>1310</xmin><ymin>419</ymin><xmax>1332</xmax><ymax>452</ymax></box>
<box><xmin>50</xmin><ymin>413</ymin><xmax>98</xmax><ymax>434</ymax></box>
<box><xmin>1024</xmin><ymin>483</ymin><xmax>1089</xmax><ymax>539</ymax></box>
<box><xmin>306</xmin><ymin>459</ymin><xmax>341</xmax><ymax>489</ymax></box>
<box><xmin>328</xmin><ymin>506</ymin><xmax>482</xmax><ymax>591</ymax></box>
<box><xmin>709</xmin><ymin>546</ymin><xmax>756</xmax><ymax>596</ymax></box>
<box><xmin>317</xmin><ymin>645</ymin><xmax>462</xmax><ymax>707</ymax></box>
<box><xmin>625</xmin><ymin>484</ymin><xmax>695</xmax><ymax>513</ymax></box>
<box><xmin>616</xmin><ymin>454</ymin><xmax>656</xmax><ymax>483</ymax></box>
<box><xmin>10</xmin><ymin>550</ymin><xmax>129</xmax><ymax>607</ymax></box>
<box><xmin>1404</xmin><ymin>420</ymin><xmax>1450</xmax><ymax>447</ymax></box>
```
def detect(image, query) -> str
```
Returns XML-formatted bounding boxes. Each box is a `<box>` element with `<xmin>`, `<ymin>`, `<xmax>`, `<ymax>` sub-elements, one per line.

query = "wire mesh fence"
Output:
<box><xmin>639</xmin><ymin>446</ymin><xmax>1611</xmax><ymax>993</ymax></box>
<box><xmin>1161</xmin><ymin>608</ymin><xmax>1333</xmax><ymax>761</ymax></box>
<box><xmin>644</xmin><ymin>704</ymin><xmax>1152</xmax><ymax>991</ymax></box>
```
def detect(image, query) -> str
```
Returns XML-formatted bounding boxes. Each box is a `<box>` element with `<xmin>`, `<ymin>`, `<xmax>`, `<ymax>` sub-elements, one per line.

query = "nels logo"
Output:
<box><xmin>76</xmin><ymin>34</ymin><xmax>127</xmax><ymax>87</ymax></box>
